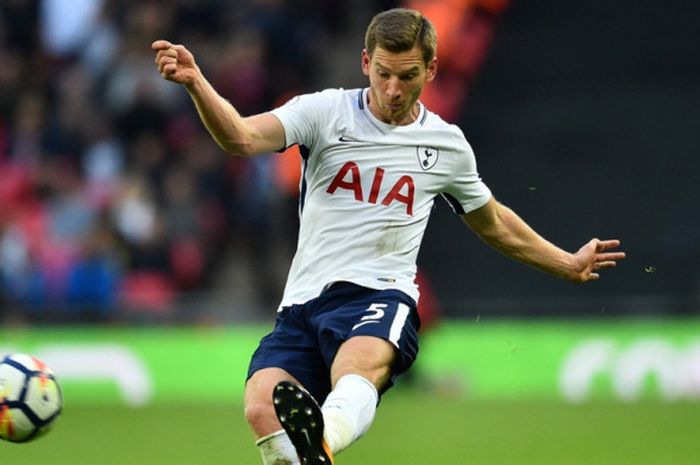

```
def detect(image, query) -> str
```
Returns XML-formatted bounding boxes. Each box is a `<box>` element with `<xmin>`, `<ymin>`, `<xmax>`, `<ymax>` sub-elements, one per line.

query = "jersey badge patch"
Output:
<box><xmin>417</xmin><ymin>146</ymin><xmax>439</xmax><ymax>170</ymax></box>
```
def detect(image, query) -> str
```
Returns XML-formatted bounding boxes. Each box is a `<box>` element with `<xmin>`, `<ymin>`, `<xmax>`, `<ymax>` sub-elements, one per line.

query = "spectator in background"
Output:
<box><xmin>40</xmin><ymin>0</ymin><xmax>104</xmax><ymax>59</ymax></box>
<box><xmin>8</xmin><ymin>92</ymin><xmax>45</xmax><ymax>171</ymax></box>
<box><xmin>64</xmin><ymin>209</ymin><xmax>124</xmax><ymax>319</ymax></box>
<box><xmin>0</xmin><ymin>0</ymin><xmax>391</xmax><ymax>323</ymax></box>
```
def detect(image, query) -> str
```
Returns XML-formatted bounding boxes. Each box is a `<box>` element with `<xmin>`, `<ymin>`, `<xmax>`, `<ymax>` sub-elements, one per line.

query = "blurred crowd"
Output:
<box><xmin>0</xmin><ymin>0</ymin><xmax>373</xmax><ymax>322</ymax></box>
<box><xmin>0</xmin><ymin>0</ymin><xmax>508</xmax><ymax>324</ymax></box>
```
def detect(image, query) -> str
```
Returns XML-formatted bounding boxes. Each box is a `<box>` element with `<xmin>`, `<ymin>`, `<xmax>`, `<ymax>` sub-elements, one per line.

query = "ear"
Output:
<box><xmin>361</xmin><ymin>49</ymin><xmax>371</xmax><ymax>76</ymax></box>
<box><xmin>425</xmin><ymin>56</ymin><xmax>438</xmax><ymax>82</ymax></box>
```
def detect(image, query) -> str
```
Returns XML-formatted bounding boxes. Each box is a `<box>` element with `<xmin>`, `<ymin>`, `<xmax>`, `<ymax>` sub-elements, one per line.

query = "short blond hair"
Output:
<box><xmin>364</xmin><ymin>8</ymin><xmax>437</xmax><ymax>65</ymax></box>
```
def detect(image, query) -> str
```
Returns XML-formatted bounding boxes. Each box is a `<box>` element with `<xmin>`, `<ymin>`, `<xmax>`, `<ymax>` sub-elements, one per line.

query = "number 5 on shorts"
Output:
<box><xmin>352</xmin><ymin>303</ymin><xmax>387</xmax><ymax>330</ymax></box>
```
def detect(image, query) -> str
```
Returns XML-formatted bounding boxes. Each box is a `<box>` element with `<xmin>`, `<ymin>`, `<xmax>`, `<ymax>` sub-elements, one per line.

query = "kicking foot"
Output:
<box><xmin>273</xmin><ymin>381</ymin><xmax>334</xmax><ymax>465</ymax></box>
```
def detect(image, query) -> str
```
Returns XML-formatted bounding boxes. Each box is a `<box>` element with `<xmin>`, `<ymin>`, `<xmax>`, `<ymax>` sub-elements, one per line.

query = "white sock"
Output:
<box><xmin>256</xmin><ymin>430</ymin><xmax>299</xmax><ymax>465</ymax></box>
<box><xmin>321</xmin><ymin>374</ymin><xmax>379</xmax><ymax>454</ymax></box>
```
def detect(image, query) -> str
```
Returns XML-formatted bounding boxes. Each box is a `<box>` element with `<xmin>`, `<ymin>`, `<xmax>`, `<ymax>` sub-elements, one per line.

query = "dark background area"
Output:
<box><xmin>419</xmin><ymin>0</ymin><xmax>700</xmax><ymax>317</ymax></box>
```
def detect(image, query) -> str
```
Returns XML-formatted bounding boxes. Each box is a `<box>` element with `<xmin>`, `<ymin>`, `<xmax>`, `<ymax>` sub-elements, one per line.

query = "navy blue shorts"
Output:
<box><xmin>247</xmin><ymin>282</ymin><xmax>421</xmax><ymax>404</ymax></box>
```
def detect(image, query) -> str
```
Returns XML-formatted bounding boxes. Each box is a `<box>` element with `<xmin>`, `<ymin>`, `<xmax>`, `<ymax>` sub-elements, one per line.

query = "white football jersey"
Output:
<box><xmin>271</xmin><ymin>88</ymin><xmax>492</xmax><ymax>308</ymax></box>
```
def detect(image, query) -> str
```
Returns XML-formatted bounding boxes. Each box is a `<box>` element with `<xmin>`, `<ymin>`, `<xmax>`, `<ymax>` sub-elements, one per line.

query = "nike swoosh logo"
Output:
<box><xmin>338</xmin><ymin>136</ymin><xmax>355</xmax><ymax>142</ymax></box>
<box><xmin>351</xmin><ymin>320</ymin><xmax>380</xmax><ymax>331</ymax></box>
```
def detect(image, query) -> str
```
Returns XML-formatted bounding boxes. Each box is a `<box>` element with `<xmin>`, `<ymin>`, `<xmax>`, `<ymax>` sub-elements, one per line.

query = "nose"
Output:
<box><xmin>385</xmin><ymin>77</ymin><xmax>401</xmax><ymax>101</ymax></box>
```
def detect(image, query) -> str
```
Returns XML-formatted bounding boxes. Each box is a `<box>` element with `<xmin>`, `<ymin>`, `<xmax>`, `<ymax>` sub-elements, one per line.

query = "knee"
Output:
<box><xmin>245</xmin><ymin>367</ymin><xmax>301</xmax><ymax>438</ymax></box>
<box><xmin>244</xmin><ymin>397</ymin><xmax>274</xmax><ymax>432</ymax></box>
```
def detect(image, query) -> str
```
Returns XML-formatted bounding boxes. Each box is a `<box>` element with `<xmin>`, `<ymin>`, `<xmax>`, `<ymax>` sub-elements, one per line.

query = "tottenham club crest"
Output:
<box><xmin>417</xmin><ymin>146</ymin><xmax>439</xmax><ymax>171</ymax></box>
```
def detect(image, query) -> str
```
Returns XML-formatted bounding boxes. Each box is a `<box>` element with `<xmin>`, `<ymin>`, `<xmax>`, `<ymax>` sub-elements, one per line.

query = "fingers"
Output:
<box><xmin>151</xmin><ymin>40</ymin><xmax>195</xmax><ymax>84</ymax></box>
<box><xmin>157</xmin><ymin>54</ymin><xmax>179</xmax><ymax>76</ymax></box>
<box><xmin>597</xmin><ymin>251</ymin><xmax>626</xmax><ymax>261</ymax></box>
<box><xmin>151</xmin><ymin>39</ymin><xmax>172</xmax><ymax>50</ymax></box>
<box><xmin>592</xmin><ymin>243</ymin><xmax>625</xmax><ymax>273</ymax></box>
<box><xmin>593</xmin><ymin>260</ymin><xmax>617</xmax><ymax>270</ymax></box>
<box><xmin>154</xmin><ymin>47</ymin><xmax>178</xmax><ymax>63</ymax></box>
<box><xmin>152</xmin><ymin>41</ymin><xmax>181</xmax><ymax>78</ymax></box>
<box><xmin>596</xmin><ymin>239</ymin><xmax>622</xmax><ymax>251</ymax></box>
<box><xmin>593</xmin><ymin>239</ymin><xmax>626</xmax><ymax>264</ymax></box>
<box><xmin>575</xmin><ymin>238</ymin><xmax>625</xmax><ymax>282</ymax></box>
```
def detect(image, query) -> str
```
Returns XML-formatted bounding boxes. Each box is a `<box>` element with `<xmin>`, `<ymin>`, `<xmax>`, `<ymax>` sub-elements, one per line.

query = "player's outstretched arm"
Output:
<box><xmin>151</xmin><ymin>40</ymin><xmax>284</xmax><ymax>157</ymax></box>
<box><xmin>462</xmin><ymin>197</ymin><xmax>625</xmax><ymax>283</ymax></box>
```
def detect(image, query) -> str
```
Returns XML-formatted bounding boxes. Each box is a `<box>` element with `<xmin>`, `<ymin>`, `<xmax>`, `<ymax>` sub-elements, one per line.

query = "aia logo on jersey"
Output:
<box><xmin>326</xmin><ymin>161</ymin><xmax>415</xmax><ymax>216</ymax></box>
<box><xmin>417</xmin><ymin>146</ymin><xmax>439</xmax><ymax>171</ymax></box>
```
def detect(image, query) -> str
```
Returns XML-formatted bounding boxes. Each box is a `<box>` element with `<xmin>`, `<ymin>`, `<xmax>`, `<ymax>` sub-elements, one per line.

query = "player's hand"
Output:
<box><xmin>151</xmin><ymin>40</ymin><xmax>198</xmax><ymax>85</ymax></box>
<box><xmin>570</xmin><ymin>239</ymin><xmax>625</xmax><ymax>282</ymax></box>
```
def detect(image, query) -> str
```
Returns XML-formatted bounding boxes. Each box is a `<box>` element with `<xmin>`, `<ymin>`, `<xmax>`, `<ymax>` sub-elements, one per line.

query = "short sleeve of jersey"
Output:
<box><xmin>442</xmin><ymin>138</ymin><xmax>492</xmax><ymax>215</ymax></box>
<box><xmin>270</xmin><ymin>90</ymin><xmax>337</xmax><ymax>150</ymax></box>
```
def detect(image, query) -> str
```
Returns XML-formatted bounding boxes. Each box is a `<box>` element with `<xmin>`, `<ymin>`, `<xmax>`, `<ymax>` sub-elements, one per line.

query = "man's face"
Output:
<box><xmin>362</xmin><ymin>45</ymin><xmax>437</xmax><ymax>126</ymax></box>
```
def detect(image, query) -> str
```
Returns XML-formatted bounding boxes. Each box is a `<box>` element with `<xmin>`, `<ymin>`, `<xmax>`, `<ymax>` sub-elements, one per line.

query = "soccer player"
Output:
<box><xmin>152</xmin><ymin>8</ymin><xmax>625</xmax><ymax>465</ymax></box>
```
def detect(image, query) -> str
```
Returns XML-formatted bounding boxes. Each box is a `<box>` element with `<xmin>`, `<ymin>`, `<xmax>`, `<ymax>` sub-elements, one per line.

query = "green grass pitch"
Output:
<box><xmin>2</xmin><ymin>390</ymin><xmax>698</xmax><ymax>465</ymax></box>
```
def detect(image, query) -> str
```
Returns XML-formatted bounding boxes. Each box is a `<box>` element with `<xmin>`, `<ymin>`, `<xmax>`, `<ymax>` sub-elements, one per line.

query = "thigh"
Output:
<box><xmin>330</xmin><ymin>335</ymin><xmax>396</xmax><ymax>390</ymax></box>
<box><xmin>316</xmin><ymin>287</ymin><xmax>421</xmax><ymax>395</ymax></box>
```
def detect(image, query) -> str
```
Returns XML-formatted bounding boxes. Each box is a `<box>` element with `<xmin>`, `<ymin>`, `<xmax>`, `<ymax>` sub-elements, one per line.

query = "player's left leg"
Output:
<box><xmin>255</xmin><ymin>429</ymin><xmax>299</xmax><ymax>465</ymax></box>
<box><xmin>246</xmin><ymin>367</ymin><xmax>305</xmax><ymax>465</ymax></box>
<box><xmin>246</xmin><ymin>300</ymin><xmax>333</xmax><ymax>464</ymax></box>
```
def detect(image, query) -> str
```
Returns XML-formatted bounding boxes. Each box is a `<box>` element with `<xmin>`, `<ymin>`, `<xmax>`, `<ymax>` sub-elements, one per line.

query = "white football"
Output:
<box><xmin>0</xmin><ymin>353</ymin><xmax>63</xmax><ymax>443</ymax></box>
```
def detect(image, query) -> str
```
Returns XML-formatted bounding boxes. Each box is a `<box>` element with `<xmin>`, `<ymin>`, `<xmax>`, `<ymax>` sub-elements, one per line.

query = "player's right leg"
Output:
<box><xmin>245</xmin><ymin>367</ymin><xmax>303</xmax><ymax>465</ymax></box>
